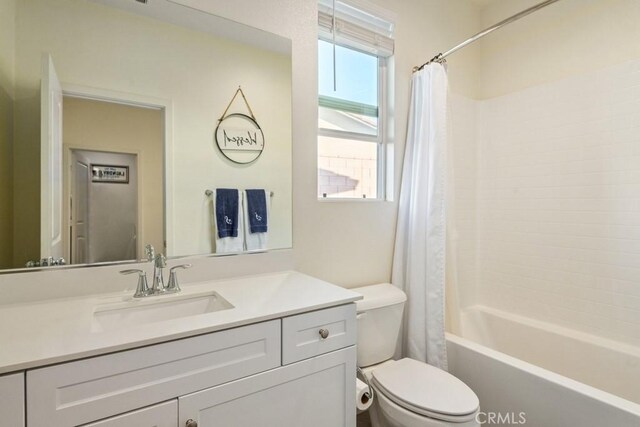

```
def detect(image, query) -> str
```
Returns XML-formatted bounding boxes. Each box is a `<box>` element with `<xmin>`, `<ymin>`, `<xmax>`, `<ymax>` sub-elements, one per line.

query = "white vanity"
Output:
<box><xmin>0</xmin><ymin>271</ymin><xmax>360</xmax><ymax>427</ymax></box>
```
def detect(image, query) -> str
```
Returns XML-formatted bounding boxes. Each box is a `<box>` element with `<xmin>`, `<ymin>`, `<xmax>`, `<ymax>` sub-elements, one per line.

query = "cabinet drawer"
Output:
<box><xmin>27</xmin><ymin>320</ymin><xmax>281</xmax><ymax>427</ymax></box>
<box><xmin>282</xmin><ymin>304</ymin><xmax>356</xmax><ymax>364</ymax></box>
<box><xmin>0</xmin><ymin>372</ymin><xmax>25</xmax><ymax>427</ymax></box>
<box><xmin>83</xmin><ymin>400</ymin><xmax>177</xmax><ymax>427</ymax></box>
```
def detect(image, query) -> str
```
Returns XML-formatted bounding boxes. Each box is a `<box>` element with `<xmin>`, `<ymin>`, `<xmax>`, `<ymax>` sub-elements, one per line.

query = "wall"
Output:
<box><xmin>475</xmin><ymin>58</ymin><xmax>640</xmax><ymax>346</ymax></box>
<box><xmin>121</xmin><ymin>0</ymin><xmax>482</xmax><ymax>288</ymax></box>
<box><xmin>62</xmin><ymin>97</ymin><xmax>164</xmax><ymax>260</ymax></box>
<box><xmin>467</xmin><ymin>0</ymin><xmax>640</xmax><ymax>345</ymax></box>
<box><xmin>318</xmin><ymin>136</ymin><xmax>378</xmax><ymax>198</ymax></box>
<box><xmin>0</xmin><ymin>0</ymin><xmax>15</xmax><ymax>268</ymax></box>
<box><xmin>11</xmin><ymin>0</ymin><xmax>292</xmax><ymax>266</ymax></box>
<box><xmin>478</xmin><ymin>0</ymin><xmax>640</xmax><ymax>99</ymax></box>
<box><xmin>0</xmin><ymin>0</ymin><xmax>482</xmax><ymax>294</ymax></box>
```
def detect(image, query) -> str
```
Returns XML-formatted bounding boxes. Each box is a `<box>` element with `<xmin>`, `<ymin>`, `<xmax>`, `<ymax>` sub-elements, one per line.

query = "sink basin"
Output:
<box><xmin>92</xmin><ymin>291</ymin><xmax>234</xmax><ymax>332</ymax></box>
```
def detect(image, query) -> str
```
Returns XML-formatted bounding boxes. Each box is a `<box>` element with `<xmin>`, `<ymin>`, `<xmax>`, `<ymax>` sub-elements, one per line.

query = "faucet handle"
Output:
<box><xmin>166</xmin><ymin>264</ymin><xmax>192</xmax><ymax>293</ymax></box>
<box><xmin>120</xmin><ymin>269</ymin><xmax>150</xmax><ymax>298</ymax></box>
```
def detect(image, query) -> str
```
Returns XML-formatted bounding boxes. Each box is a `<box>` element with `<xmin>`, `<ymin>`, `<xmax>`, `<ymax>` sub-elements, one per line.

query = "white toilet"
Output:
<box><xmin>353</xmin><ymin>283</ymin><xmax>480</xmax><ymax>427</ymax></box>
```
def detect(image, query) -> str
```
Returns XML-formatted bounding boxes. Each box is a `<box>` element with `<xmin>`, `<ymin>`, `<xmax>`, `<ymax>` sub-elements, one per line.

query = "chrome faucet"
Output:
<box><xmin>152</xmin><ymin>253</ymin><xmax>167</xmax><ymax>294</ymax></box>
<box><xmin>120</xmin><ymin>244</ymin><xmax>192</xmax><ymax>298</ymax></box>
<box><xmin>145</xmin><ymin>244</ymin><xmax>167</xmax><ymax>294</ymax></box>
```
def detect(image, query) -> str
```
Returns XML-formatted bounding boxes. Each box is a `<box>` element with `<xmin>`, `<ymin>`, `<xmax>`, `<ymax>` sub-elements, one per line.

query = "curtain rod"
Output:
<box><xmin>413</xmin><ymin>0</ymin><xmax>563</xmax><ymax>72</ymax></box>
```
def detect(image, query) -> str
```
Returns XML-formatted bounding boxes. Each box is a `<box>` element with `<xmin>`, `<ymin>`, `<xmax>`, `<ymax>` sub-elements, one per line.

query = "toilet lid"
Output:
<box><xmin>372</xmin><ymin>358</ymin><xmax>479</xmax><ymax>421</ymax></box>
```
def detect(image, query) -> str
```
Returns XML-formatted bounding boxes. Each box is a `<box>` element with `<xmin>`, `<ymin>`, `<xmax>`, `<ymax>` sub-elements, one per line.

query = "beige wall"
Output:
<box><xmin>0</xmin><ymin>0</ymin><xmax>16</xmax><ymax>268</ymax></box>
<box><xmin>477</xmin><ymin>0</ymin><xmax>640</xmax><ymax>99</ymax></box>
<box><xmin>11</xmin><ymin>0</ymin><xmax>292</xmax><ymax>264</ymax></box>
<box><xmin>62</xmin><ymin>97</ymin><xmax>164</xmax><ymax>260</ymax></box>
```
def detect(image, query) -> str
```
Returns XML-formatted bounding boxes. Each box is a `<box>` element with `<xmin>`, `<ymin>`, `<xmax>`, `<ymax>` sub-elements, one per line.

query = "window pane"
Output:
<box><xmin>318</xmin><ymin>105</ymin><xmax>378</xmax><ymax>136</ymax></box>
<box><xmin>318</xmin><ymin>40</ymin><xmax>377</xmax><ymax>108</ymax></box>
<box><xmin>318</xmin><ymin>135</ymin><xmax>378</xmax><ymax>199</ymax></box>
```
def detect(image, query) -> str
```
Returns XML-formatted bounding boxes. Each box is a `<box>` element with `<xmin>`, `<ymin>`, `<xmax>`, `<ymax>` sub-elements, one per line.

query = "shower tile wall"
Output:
<box><xmin>475</xmin><ymin>58</ymin><xmax>640</xmax><ymax>346</ymax></box>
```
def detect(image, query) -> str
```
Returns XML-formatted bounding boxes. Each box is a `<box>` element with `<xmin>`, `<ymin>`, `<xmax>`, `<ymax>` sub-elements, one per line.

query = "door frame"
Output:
<box><xmin>60</xmin><ymin>83</ymin><xmax>173</xmax><ymax>261</ymax></box>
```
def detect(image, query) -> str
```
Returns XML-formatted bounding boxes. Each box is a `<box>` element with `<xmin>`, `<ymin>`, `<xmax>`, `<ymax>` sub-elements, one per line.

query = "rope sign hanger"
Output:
<box><xmin>215</xmin><ymin>86</ymin><xmax>265</xmax><ymax>165</ymax></box>
<box><xmin>219</xmin><ymin>86</ymin><xmax>257</xmax><ymax>122</ymax></box>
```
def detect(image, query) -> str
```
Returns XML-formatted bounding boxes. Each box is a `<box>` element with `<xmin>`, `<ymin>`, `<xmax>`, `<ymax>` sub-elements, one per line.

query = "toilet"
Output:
<box><xmin>353</xmin><ymin>283</ymin><xmax>480</xmax><ymax>427</ymax></box>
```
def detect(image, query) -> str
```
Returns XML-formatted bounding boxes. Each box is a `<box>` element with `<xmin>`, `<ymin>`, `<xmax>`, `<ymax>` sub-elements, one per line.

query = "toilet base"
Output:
<box><xmin>368</xmin><ymin>385</ymin><xmax>480</xmax><ymax>427</ymax></box>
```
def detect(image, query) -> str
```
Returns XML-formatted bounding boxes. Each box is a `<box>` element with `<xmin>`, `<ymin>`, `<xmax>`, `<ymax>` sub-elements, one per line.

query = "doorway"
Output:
<box><xmin>70</xmin><ymin>150</ymin><xmax>138</xmax><ymax>264</ymax></box>
<box><xmin>63</xmin><ymin>96</ymin><xmax>165</xmax><ymax>265</ymax></box>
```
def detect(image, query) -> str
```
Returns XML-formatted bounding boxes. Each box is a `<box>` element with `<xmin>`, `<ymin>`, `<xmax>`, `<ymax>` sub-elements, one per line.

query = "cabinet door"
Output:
<box><xmin>179</xmin><ymin>346</ymin><xmax>356</xmax><ymax>427</ymax></box>
<box><xmin>83</xmin><ymin>400</ymin><xmax>177</xmax><ymax>427</ymax></box>
<box><xmin>0</xmin><ymin>372</ymin><xmax>25</xmax><ymax>427</ymax></box>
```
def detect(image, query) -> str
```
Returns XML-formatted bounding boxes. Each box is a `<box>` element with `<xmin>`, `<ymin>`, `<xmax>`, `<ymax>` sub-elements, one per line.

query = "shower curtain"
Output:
<box><xmin>392</xmin><ymin>62</ymin><xmax>449</xmax><ymax>370</ymax></box>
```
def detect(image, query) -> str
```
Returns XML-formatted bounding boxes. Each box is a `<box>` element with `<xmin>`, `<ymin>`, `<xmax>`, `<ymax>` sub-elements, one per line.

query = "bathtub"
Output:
<box><xmin>446</xmin><ymin>305</ymin><xmax>640</xmax><ymax>426</ymax></box>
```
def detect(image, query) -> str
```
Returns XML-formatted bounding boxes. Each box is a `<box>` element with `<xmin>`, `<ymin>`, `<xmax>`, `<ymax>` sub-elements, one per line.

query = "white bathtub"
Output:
<box><xmin>446</xmin><ymin>305</ymin><xmax>640</xmax><ymax>426</ymax></box>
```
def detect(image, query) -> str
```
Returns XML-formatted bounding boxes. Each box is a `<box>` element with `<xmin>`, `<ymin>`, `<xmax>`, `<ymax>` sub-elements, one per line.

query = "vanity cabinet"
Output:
<box><xmin>23</xmin><ymin>304</ymin><xmax>357</xmax><ymax>427</ymax></box>
<box><xmin>0</xmin><ymin>372</ymin><xmax>25</xmax><ymax>427</ymax></box>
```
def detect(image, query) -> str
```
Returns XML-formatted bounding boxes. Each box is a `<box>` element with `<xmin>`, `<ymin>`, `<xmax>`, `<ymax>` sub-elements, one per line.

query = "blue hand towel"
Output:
<box><xmin>215</xmin><ymin>189</ymin><xmax>239</xmax><ymax>238</ymax></box>
<box><xmin>246</xmin><ymin>189</ymin><xmax>268</xmax><ymax>234</ymax></box>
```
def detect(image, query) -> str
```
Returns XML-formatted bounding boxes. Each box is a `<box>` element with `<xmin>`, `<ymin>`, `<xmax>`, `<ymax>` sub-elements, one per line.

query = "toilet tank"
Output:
<box><xmin>352</xmin><ymin>283</ymin><xmax>407</xmax><ymax>367</ymax></box>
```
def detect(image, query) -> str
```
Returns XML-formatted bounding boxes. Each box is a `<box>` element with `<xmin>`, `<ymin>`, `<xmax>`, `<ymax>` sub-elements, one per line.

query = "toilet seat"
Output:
<box><xmin>371</xmin><ymin>358</ymin><xmax>479</xmax><ymax>423</ymax></box>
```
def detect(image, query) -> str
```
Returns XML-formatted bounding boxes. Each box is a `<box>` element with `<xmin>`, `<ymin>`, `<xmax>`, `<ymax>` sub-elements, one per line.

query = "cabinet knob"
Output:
<box><xmin>186</xmin><ymin>419</ymin><xmax>198</xmax><ymax>427</ymax></box>
<box><xmin>319</xmin><ymin>328</ymin><xmax>329</xmax><ymax>339</ymax></box>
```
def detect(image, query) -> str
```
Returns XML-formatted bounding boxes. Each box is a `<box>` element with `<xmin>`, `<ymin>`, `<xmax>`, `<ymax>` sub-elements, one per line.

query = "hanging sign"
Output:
<box><xmin>215</xmin><ymin>87</ymin><xmax>265</xmax><ymax>164</ymax></box>
<box><xmin>91</xmin><ymin>164</ymin><xmax>129</xmax><ymax>183</ymax></box>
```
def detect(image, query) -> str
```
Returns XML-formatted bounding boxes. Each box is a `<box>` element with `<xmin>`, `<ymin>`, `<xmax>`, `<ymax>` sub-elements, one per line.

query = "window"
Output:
<box><xmin>317</xmin><ymin>0</ymin><xmax>394</xmax><ymax>200</ymax></box>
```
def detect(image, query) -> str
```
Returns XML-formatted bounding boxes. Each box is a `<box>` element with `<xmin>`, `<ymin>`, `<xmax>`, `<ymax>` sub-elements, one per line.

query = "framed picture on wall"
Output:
<box><xmin>91</xmin><ymin>164</ymin><xmax>129</xmax><ymax>183</ymax></box>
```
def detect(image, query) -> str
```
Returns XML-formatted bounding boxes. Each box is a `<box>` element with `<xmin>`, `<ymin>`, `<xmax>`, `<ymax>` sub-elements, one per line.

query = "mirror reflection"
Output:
<box><xmin>0</xmin><ymin>0</ymin><xmax>293</xmax><ymax>271</ymax></box>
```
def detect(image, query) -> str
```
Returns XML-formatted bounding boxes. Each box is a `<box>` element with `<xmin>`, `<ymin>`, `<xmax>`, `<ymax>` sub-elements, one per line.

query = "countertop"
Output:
<box><xmin>0</xmin><ymin>270</ymin><xmax>361</xmax><ymax>374</ymax></box>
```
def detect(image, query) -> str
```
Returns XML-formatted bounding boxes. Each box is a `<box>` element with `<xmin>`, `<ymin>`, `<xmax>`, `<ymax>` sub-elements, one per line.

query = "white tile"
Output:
<box><xmin>465</xmin><ymin>59</ymin><xmax>640</xmax><ymax>346</ymax></box>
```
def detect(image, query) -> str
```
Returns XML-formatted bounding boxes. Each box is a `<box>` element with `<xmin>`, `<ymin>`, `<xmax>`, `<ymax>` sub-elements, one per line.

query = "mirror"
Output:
<box><xmin>0</xmin><ymin>0</ymin><xmax>292</xmax><ymax>271</ymax></box>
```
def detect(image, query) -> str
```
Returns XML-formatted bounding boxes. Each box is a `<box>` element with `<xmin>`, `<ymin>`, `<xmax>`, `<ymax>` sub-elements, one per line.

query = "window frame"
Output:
<box><xmin>317</xmin><ymin>39</ymin><xmax>388</xmax><ymax>201</ymax></box>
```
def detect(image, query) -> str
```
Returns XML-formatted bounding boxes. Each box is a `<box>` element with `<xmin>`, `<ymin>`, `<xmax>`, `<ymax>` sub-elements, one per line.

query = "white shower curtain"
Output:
<box><xmin>392</xmin><ymin>62</ymin><xmax>449</xmax><ymax>370</ymax></box>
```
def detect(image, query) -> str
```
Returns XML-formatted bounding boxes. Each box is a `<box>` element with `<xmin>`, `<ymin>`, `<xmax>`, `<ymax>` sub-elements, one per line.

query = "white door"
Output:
<box><xmin>70</xmin><ymin>150</ymin><xmax>90</xmax><ymax>264</ymax></box>
<box><xmin>40</xmin><ymin>53</ymin><xmax>64</xmax><ymax>260</ymax></box>
<box><xmin>179</xmin><ymin>347</ymin><xmax>356</xmax><ymax>427</ymax></box>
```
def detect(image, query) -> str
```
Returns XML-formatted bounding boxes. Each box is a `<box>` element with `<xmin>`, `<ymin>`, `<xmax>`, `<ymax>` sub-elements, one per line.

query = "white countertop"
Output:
<box><xmin>0</xmin><ymin>271</ymin><xmax>361</xmax><ymax>374</ymax></box>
